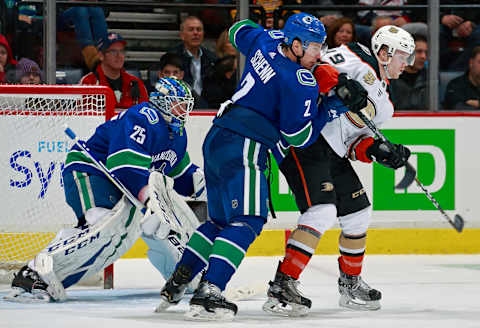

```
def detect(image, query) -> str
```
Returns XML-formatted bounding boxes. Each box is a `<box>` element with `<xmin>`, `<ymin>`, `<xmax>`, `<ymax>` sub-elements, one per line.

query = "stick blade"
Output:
<box><xmin>395</xmin><ymin>162</ymin><xmax>417</xmax><ymax>189</ymax></box>
<box><xmin>453</xmin><ymin>214</ymin><xmax>465</xmax><ymax>233</ymax></box>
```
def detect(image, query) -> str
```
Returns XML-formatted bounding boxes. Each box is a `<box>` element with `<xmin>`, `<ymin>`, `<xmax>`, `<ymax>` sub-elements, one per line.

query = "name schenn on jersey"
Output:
<box><xmin>250</xmin><ymin>49</ymin><xmax>276</xmax><ymax>84</ymax></box>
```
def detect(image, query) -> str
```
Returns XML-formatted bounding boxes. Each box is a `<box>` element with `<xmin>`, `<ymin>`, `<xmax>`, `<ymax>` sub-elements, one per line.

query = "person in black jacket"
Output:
<box><xmin>439</xmin><ymin>0</ymin><xmax>480</xmax><ymax>70</ymax></box>
<box><xmin>444</xmin><ymin>46</ymin><xmax>480</xmax><ymax>110</ymax></box>
<box><xmin>202</xmin><ymin>55</ymin><xmax>237</xmax><ymax>109</ymax></box>
<box><xmin>169</xmin><ymin>16</ymin><xmax>216</xmax><ymax>104</ymax></box>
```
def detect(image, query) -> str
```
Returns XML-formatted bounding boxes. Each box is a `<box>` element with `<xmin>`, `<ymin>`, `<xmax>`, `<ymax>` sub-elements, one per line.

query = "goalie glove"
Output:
<box><xmin>334</xmin><ymin>73</ymin><xmax>368</xmax><ymax>114</ymax></box>
<box><xmin>366</xmin><ymin>139</ymin><xmax>411</xmax><ymax>169</ymax></box>
<box><xmin>192</xmin><ymin>169</ymin><xmax>207</xmax><ymax>202</ymax></box>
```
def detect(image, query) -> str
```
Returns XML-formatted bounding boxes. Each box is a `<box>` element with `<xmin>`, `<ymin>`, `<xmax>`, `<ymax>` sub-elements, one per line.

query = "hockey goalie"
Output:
<box><xmin>4</xmin><ymin>77</ymin><xmax>207</xmax><ymax>302</ymax></box>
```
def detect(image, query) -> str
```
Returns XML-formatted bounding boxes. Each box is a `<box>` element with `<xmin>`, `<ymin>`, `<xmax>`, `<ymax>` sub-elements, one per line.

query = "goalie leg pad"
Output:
<box><xmin>34</xmin><ymin>196</ymin><xmax>143</xmax><ymax>293</ymax></box>
<box><xmin>143</xmin><ymin>234</ymin><xmax>201</xmax><ymax>293</ymax></box>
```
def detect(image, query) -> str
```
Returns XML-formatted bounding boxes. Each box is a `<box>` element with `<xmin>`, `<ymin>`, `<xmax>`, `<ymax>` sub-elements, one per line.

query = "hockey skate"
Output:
<box><xmin>185</xmin><ymin>280</ymin><xmax>238</xmax><ymax>321</ymax></box>
<box><xmin>262</xmin><ymin>267</ymin><xmax>311</xmax><ymax>317</ymax></box>
<box><xmin>338</xmin><ymin>270</ymin><xmax>382</xmax><ymax>311</ymax></box>
<box><xmin>4</xmin><ymin>266</ymin><xmax>52</xmax><ymax>303</ymax></box>
<box><xmin>155</xmin><ymin>264</ymin><xmax>192</xmax><ymax>312</ymax></box>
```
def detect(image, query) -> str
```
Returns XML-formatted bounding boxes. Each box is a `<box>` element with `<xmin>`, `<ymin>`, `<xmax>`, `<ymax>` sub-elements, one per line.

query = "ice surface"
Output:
<box><xmin>1</xmin><ymin>255</ymin><xmax>479</xmax><ymax>328</ymax></box>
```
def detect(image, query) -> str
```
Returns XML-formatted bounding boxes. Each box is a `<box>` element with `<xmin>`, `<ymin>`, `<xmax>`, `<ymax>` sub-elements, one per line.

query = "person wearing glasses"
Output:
<box><xmin>79</xmin><ymin>32</ymin><xmax>148</xmax><ymax>110</ymax></box>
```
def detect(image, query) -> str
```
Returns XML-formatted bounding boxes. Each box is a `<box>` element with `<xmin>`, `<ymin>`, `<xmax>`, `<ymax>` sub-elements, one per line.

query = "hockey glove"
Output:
<box><xmin>334</xmin><ymin>73</ymin><xmax>368</xmax><ymax>114</ymax></box>
<box><xmin>318</xmin><ymin>94</ymin><xmax>350</xmax><ymax>122</ymax></box>
<box><xmin>313</xmin><ymin>63</ymin><xmax>340</xmax><ymax>93</ymax></box>
<box><xmin>366</xmin><ymin>139</ymin><xmax>411</xmax><ymax>169</ymax></box>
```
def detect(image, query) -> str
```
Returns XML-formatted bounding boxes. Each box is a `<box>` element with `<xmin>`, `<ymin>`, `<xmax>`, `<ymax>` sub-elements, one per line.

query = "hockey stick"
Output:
<box><xmin>355</xmin><ymin>113</ymin><xmax>465</xmax><ymax>232</ymax></box>
<box><xmin>356</xmin><ymin>111</ymin><xmax>416</xmax><ymax>189</ymax></box>
<box><xmin>64</xmin><ymin>125</ymin><xmax>182</xmax><ymax>231</ymax></box>
<box><xmin>412</xmin><ymin>176</ymin><xmax>464</xmax><ymax>232</ymax></box>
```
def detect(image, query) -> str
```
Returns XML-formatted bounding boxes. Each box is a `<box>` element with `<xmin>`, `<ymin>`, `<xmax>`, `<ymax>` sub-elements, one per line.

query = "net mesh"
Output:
<box><xmin>0</xmin><ymin>85</ymin><xmax>114</xmax><ymax>284</ymax></box>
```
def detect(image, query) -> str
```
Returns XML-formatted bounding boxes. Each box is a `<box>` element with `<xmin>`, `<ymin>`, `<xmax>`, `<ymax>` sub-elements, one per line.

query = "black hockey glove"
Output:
<box><xmin>334</xmin><ymin>73</ymin><xmax>368</xmax><ymax>114</ymax></box>
<box><xmin>366</xmin><ymin>139</ymin><xmax>411</xmax><ymax>169</ymax></box>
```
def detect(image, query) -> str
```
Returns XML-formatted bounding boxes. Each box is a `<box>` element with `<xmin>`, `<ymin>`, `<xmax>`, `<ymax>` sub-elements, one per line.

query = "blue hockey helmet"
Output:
<box><xmin>149</xmin><ymin>77</ymin><xmax>194</xmax><ymax>124</ymax></box>
<box><xmin>282</xmin><ymin>13</ymin><xmax>327</xmax><ymax>50</ymax></box>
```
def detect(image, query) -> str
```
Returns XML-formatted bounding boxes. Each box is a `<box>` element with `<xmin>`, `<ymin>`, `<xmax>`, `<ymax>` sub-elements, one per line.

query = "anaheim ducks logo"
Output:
<box><xmin>389</xmin><ymin>26</ymin><xmax>399</xmax><ymax>33</ymax></box>
<box><xmin>363</xmin><ymin>71</ymin><xmax>376</xmax><ymax>85</ymax></box>
<box><xmin>345</xmin><ymin>98</ymin><xmax>376</xmax><ymax>128</ymax></box>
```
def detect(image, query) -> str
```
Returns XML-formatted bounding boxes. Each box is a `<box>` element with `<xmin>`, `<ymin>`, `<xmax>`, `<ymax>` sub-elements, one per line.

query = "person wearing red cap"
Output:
<box><xmin>79</xmin><ymin>32</ymin><xmax>148</xmax><ymax>110</ymax></box>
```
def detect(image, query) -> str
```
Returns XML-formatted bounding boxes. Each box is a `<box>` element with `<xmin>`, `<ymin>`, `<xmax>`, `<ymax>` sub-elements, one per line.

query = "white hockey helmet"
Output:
<box><xmin>371</xmin><ymin>25</ymin><xmax>415</xmax><ymax>66</ymax></box>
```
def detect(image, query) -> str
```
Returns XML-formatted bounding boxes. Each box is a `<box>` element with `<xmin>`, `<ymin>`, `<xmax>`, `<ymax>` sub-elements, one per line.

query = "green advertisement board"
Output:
<box><xmin>373</xmin><ymin>129</ymin><xmax>455</xmax><ymax>210</ymax></box>
<box><xmin>269</xmin><ymin>129</ymin><xmax>455</xmax><ymax>212</ymax></box>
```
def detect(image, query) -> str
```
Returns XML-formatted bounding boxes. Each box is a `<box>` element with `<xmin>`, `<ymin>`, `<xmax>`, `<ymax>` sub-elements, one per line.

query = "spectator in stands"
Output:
<box><xmin>80</xmin><ymin>32</ymin><xmax>148</xmax><ymax>110</ymax></box>
<box><xmin>152</xmin><ymin>52</ymin><xmax>185</xmax><ymax>92</ymax></box>
<box><xmin>152</xmin><ymin>52</ymin><xmax>208</xmax><ymax>109</ymax></box>
<box><xmin>358</xmin><ymin>0</ymin><xmax>407</xmax><ymax>27</ymax></box>
<box><xmin>397</xmin><ymin>0</ymin><xmax>428</xmax><ymax>37</ymax></box>
<box><xmin>390</xmin><ymin>34</ymin><xmax>428</xmax><ymax>110</ymax></box>
<box><xmin>215</xmin><ymin>29</ymin><xmax>238</xmax><ymax>59</ymax></box>
<box><xmin>203</xmin><ymin>55</ymin><xmax>237</xmax><ymax>109</ymax></box>
<box><xmin>0</xmin><ymin>33</ymin><xmax>17</xmax><ymax>83</ymax></box>
<box><xmin>57</xmin><ymin>1</ymin><xmax>109</xmax><ymax>71</ymax></box>
<box><xmin>326</xmin><ymin>17</ymin><xmax>356</xmax><ymax>48</ymax></box>
<box><xmin>444</xmin><ymin>46</ymin><xmax>480</xmax><ymax>110</ymax></box>
<box><xmin>15</xmin><ymin>57</ymin><xmax>43</xmax><ymax>84</ymax></box>
<box><xmin>4</xmin><ymin>0</ymin><xmax>43</xmax><ymax>62</ymax></box>
<box><xmin>439</xmin><ymin>0</ymin><xmax>480</xmax><ymax>71</ymax></box>
<box><xmin>169</xmin><ymin>16</ymin><xmax>216</xmax><ymax>100</ymax></box>
<box><xmin>355</xmin><ymin>15</ymin><xmax>393</xmax><ymax>48</ymax></box>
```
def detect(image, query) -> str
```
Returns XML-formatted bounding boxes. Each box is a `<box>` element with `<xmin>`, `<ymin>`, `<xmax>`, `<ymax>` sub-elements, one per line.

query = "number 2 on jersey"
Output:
<box><xmin>304</xmin><ymin>99</ymin><xmax>312</xmax><ymax>117</ymax></box>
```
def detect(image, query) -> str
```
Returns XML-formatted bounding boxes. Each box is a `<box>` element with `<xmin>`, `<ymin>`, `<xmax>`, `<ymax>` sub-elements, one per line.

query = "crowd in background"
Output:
<box><xmin>0</xmin><ymin>0</ymin><xmax>480</xmax><ymax>110</ymax></box>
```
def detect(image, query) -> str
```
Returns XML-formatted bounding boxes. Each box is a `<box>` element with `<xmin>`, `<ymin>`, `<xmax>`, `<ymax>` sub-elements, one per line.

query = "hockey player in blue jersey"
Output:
<box><xmin>7</xmin><ymin>77</ymin><xmax>206</xmax><ymax>302</ymax></box>
<box><xmin>155</xmin><ymin>13</ymin><xmax>368</xmax><ymax>321</ymax></box>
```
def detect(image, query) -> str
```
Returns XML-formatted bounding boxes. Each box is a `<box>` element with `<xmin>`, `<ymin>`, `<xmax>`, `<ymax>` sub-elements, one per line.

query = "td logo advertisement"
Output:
<box><xmin>373</xmin><ymin>129</ymin><xmax>455</xmax><ymax>211</ymax></box>
<box><xmin>269</xmin><ymin>129</ymin><xmax>455</xmax><ymax>212</ymax></box>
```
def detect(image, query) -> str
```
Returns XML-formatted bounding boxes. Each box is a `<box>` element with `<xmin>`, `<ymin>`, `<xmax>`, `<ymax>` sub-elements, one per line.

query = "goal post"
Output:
<box><xmin>0</xmin><ymin>84</ymin><xmax>116</xmax><ymax>287</ymax></box>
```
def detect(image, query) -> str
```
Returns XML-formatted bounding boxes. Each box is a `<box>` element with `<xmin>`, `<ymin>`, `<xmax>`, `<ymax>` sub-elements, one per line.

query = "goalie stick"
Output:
<box><xmin>356</xmin><ymin>112</ymin><xmax>465</xmax><ymax>233</ymax></box>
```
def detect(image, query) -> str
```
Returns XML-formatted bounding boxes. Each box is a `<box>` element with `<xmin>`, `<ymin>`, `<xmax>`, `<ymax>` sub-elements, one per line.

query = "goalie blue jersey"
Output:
<box><xmin>63</xmin><ymin>102</ymin><xmax>198</xmax><ymax>198</ymax></box>
<box><xmin>219</xmin><ymin>20</ymin><xmax>321</xmax><ymax>151</ymax></box>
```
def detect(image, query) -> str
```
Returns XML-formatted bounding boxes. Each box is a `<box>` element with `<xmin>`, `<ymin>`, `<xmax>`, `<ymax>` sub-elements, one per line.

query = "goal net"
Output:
<box><xmin>0</xmin><ymin>84</ymin><xmax>115</xmax><ymax>285</ymax></box>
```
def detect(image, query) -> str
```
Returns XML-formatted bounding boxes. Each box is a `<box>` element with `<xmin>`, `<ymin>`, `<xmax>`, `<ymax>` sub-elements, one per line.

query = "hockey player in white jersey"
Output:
<box><xmin>263</xmin><ymin>25</ymin><xmax>414</xmax><ymax>315</ymax></box>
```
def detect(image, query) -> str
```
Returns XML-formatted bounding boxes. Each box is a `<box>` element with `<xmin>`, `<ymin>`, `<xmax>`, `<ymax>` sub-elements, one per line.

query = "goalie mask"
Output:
<box><xmin>371</xmin><ymin>25</ymin><xmax>415</xmax><ymax>78</ymax></box>
<box><xmin>150</xmin><ymin>77</ymin><xmax>194</xmax><ymax>127</ymax></box>
<box><xmin>282</xmin><ymin>13</ymin><xmax>327</xmax><ymax>59</ymax></box>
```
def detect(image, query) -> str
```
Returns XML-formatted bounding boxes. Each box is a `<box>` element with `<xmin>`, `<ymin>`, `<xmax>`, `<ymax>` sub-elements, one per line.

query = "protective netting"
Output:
<box><xmin>0</xmin><ymin>85</ymin><xmax>114</xmax><ymax>283</ymax></box>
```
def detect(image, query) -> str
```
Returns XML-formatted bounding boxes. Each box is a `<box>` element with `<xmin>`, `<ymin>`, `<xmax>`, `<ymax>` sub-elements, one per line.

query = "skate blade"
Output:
<box><xmin>262</xmin><ymin>297</ymin><xmax>309</xmax><ymax>317</ymax></box>
<box><xmin>184</xmin><ymin>305</ymin><xmax>235</xmax><ymax>321</ymax></box>
<box><xmin>339</xmin><ymin>295</ymin><xmax>381</xmax><ymax>311</ymax></box>
<box><xmin>154</xmin><ymin>296</ymin><xmax>176</xmax><ymax>313</ymax></box>
<box><xmin>3</xmin><ymin>288</ymin><xmax>52</xmax><ymax>304</ymax></box>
